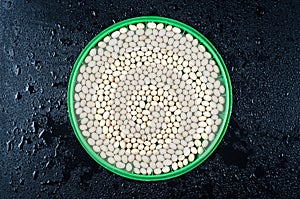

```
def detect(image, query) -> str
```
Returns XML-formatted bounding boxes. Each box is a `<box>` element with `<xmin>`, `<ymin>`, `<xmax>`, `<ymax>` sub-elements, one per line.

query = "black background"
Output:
<box><xmin>1</xmin><ymin>0</ymin><xmax>299</xmax><ymax>198</ymax></box>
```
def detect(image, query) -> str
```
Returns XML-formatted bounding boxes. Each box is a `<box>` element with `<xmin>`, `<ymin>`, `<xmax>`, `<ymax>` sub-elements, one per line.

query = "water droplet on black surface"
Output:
<box><xmin>46</xmin><ymin>160</ymin><xmax>54</xmax><ymax>169</ymax></box>
<box><xmin>172</xmin><ymin>4</ymin><xmax>179</xmax><ymax>11</ymax></box>
<box><xmin>66</xmin><ymin>55</ymin><xmax>75</xmax><ymax>63</ymax></box>
<box><xmin>233</xmin><ymin>174</ymin><xmax>240</xmax><ymax>181</ymax></box>
<box><xmin>26</xmin><ymin>83</ymin><xmax>35</xmax><ymax>94</ymax></box>
<box><xmin>91</xmin><ymin>10</ymin><xmax>96</xmax><ymax>16</ymax></box>
<box><xmin>27</xmin><ymin>52</ymin><xmax>35</xmax><ymax>60</ymax></box>
<box><xmin>32</xmin><ymin>144</ymin><xmax>37</xmax><ymax>154</ymax></box>
<box><xmin>18</xmin><ymin>136</ymin><xmax>25</xmax><ymax>150</ymax></box>
<box><xmin>77</xmin><ymin>1</ymin><xmax>85</xmax><ymax>6</ymax></box>
<box><xmin>56</xmin><ymin>23</ymin><xmax>63</xmax><ymax>29</ymax></box>
<box><xmin>30</xmin><ymin>121</ymin><xmax>36</xmax><ymax>133</ymax></box>
<box><xmin>255</xmin><ymin>37</ymin><xmax>262</xmax><ymax>45</ymax></box>
<box><xmin>12</xmin><ymin>127</ymin><xmax>21</xmax><ymax>135</ymax></box>
<box><xmin>59</xmin><ymin>38</ymin><xmax>73</xmax><ymax>46</ymax></box>
<box><xmin>6</xmin><ymin>139</ymin><xmax>14</xmax><ymax>151</ymax></box>
<box><xmin>46</xmin><ymin>106</ymin><xmax>51</xmax><ymax>113</ymax></box>
<box><xmin>51</xmin><ymin>81</ymin><xmax>68</xmax><ymax>88</ymax></box>
<box><xmin>50</xmin><ymin>29</ymin><xmax>56</xmax><ymax>37</ymax></box>
<box><xmin>32</xmin><ymin>60</ymin><xmax>42</xmax><ymax>70</ymax></box>
<box><xmin>256</xmin><ymin>6</ymin><xmax>265</xmax><ymax>16</ymax></box>
<box><xmin>13</xmin><ymin>187</ymin><xmax>18</xmax><ymax>192</ymax></box>
<box><xmin>13</xmin><ymin>65</ymin><xmax>21</xmax><ymax>76</ymax></box>
<box><xmin>54</xmin><ymin>143</ymin><xmax>60</xmax><ymax>157</ymax></box>
<box><xmin>32</xmin><ymin>170</ymin><xmax>38</xmax><ymax>180</ymax></box>
<box><xmin>15</xmin><ymin>92</ymin><xmax>22</xmax><ymax>100</ymax></box>
<box><xmin>48</xmin><ymin>51</ymin><xmax>56</xmax><ymax>57</ymax></box>
<box><xmin>40</xmin><ymin>187</ymin><xmax>47</xmax><ymax>192</ymax></box>
<box><xmin>254</xmin><ymin>166</ymin><xmax>265</xmax><ymax>178</ymax></box>
<box><xmin>216</xmin><ymin>22</ymin><xmax>222</xmax><ymax>29</ymax></box>
<box><xmin>8</xmin><ymin>48</ymin><xmax>14</xmax><ymax>57</ymax></box>
<box><xmin>50</xmin><ymin>71</ymin><xmax>57</xmax><ymax>80</ymax></box>
<box><xmin>19</xmin><ymin>178</ymin><xmax>24</xmax><ymax>185</ymax></box>
<box><xmin>38</xmin><ymin>128</ymin><xmax>45</xmax><ymax>138</ymax></box>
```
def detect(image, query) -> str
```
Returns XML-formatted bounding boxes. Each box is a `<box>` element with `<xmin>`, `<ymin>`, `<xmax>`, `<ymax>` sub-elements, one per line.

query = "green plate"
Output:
<box><xmin>67</xmin><ymin>16</ymin><xmax>232</xmax><ymax>181</ymax></box>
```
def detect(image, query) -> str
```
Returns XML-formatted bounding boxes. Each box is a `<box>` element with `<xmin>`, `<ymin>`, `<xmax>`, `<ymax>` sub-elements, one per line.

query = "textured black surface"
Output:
<box><xmin>1</xmin><ymin>0</ymin><xmax>300</xmax><ymax>198</ymax></box>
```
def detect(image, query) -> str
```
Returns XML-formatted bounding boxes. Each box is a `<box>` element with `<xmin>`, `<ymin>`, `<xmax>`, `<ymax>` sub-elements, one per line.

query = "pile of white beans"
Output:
<box><xmin>74</xmin><ymin>22</ymin><xmax>226</xmax><ymax>175</ymax></box>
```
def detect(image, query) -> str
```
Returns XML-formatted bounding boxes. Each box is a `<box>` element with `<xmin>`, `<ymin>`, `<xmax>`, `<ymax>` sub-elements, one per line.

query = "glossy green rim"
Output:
<box><xmin>67</xmin><ymin>16</ymin><xmax>232</xmax><ymax>181</ymax></box>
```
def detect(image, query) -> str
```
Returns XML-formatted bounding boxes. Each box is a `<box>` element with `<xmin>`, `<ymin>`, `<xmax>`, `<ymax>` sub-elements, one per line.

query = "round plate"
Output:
<box><xmin>67</xmin><ymin>16</ymin><xmax>232</xmax><ymax>181</ymax></box>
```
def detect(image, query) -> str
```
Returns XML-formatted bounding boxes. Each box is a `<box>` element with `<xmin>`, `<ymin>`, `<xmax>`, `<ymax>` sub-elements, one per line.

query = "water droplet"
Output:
<box><xmin>51</xmin><ymin>81</ymin><xmax>68</xmax><ymax>88</ymax></box>
<box><xmin>32</xmin><ymin>170</ymin><xmax>38</xmax><ymax>180</ymax></box>
<box><xmin>8</xmin><ymin>48</ymin><xmax>14</xmax><ymax>57</ymax></box>
<box><xmin>19</xmin><ymin>178</ymin><xmax>24</xmax><ymax>185</ymax></box>
<box><xmin>38</xmin><ymin>128</ymin><xmax>45</xmax><ymax>138</ymax></box>
<box><xmin>256</xmin><ymin>6</ymin><xmax>265</xmax><ymax>16</ymax></box>
<box><xmin>255</xmin><ymin>37</ymin><xmax>261</xmax><ymax>45</ymax></box>
<box><xmin>18</xmin><ymin>136</ymin><xmax>25</xmax><ymax>150</ymax></box>
<box><xmin>45</xmin><ymin>160</ymin><xmax>54</xmax><ymax>169</ymax></box>
<box><xmin>27</xmin><ymin>52</ymin><xmax>35</xmax><ymax>60</ymax></box>
<box><xmin>77</xmin><ymin>1</ymin><xmax>85</xmax><ymax>6</ymax></box>
<box><xmin>50</xmin><ymin>29</ymin><xmax>56</xmax><ymax>37</ymax></box>
<box><xmin>26</xmin><ymin>84</ymin><xmax>35</xmax><ymax>94</ymax></box>
<box><xmin>234</xmin><ymin>174</ymin><xmax>240</xmax><ymax>181</ymax></box>
<box><xmin>54</xmin><ymin>143</ymin><xmax>60</xmax><ymax>157</ymax></box>
<box><xmin>13</xmin><ymin>65</ymin><xmax>21</xmax><ymax>76</ymax></box>
<box><xmin>59</xmin><ymin>38</ymin><xmax>73</xmax><ymax>46</ymax></box>
<box><xmin>32</xmin><ymin>60</ymin><xmax>42</xmax><ymax>70</ymax></box>
<box><xmin>6</xmin><ymin>139</ymin><xmax>14</xmax><ymax>151</ymax></box>
<box><xmin>171</xmin><ymin>4</ymin><xmax>179</xmax><ymax>11</ymax></box>
<box><xmin>66</xmin><ymin>55</ymin><xmax>75</xmax><ymax>63</ymax></box>
<box><xmin>50</xmin><ymin>71</ymin><xmax>57</xmax><ymax>80</ymax></box>
<box><xmin>46</xmin><ymin>106</ymin><xmax>51</xmax><ymax>113</ymax></box>
<box><xmin>48</xmin><ymin>51</ymin><xmax>56</xmax><ymax>57</ymax></box>
<box><xmin>15</xmin><ymin>92</ymin><xmax>22</xmax><ymax>100</ymax></box>
<box><xmin>12</xmin><ymin>127</ymin><xmax>21</xmax><ymax>134</ymax></box>
<box><xmin>30</xmin><ymin>122</ymin><xmax>36</xmax><ymax>133</ymax></box>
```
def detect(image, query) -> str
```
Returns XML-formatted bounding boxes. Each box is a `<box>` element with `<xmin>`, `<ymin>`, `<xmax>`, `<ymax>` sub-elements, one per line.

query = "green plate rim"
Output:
<box><xmin>67</xmin><ymin>16</ymin><xmax>232</xmax><ymax>181</ymax></box>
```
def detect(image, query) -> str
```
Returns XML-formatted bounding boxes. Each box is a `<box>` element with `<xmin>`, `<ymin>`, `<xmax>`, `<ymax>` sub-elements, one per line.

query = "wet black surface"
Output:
<box><xmin>1</xmin><ymin>0</ymin><xmax>300</xmax><ymax>198</ymax></box>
